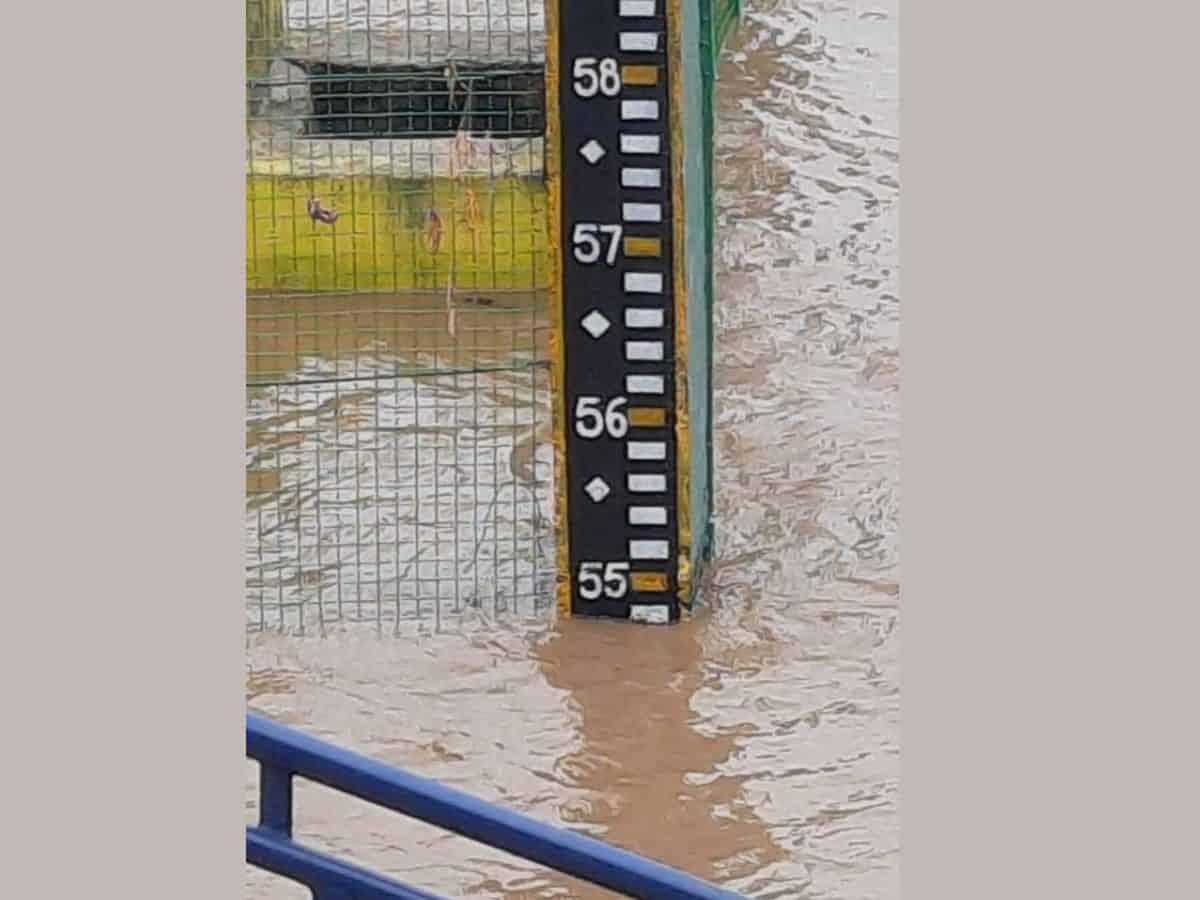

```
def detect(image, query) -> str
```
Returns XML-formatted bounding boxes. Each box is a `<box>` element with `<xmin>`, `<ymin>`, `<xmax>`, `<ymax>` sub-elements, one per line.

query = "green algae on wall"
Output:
<box><xmin>246</xmin><ymin>174</ymin><xmax>548</xmax><ymax>294</ymax></box>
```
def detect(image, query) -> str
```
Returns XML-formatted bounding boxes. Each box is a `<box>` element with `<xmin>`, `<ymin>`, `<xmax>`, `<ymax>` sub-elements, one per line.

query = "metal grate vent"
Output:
<box><xmin>296</xmin><ymin>61</ymin><xmax>545</xmax><ymax>139</ymax></box>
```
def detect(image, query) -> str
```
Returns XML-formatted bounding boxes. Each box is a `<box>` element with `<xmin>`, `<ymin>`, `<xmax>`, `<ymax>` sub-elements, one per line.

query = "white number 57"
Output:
<box><xmin>572</xmin><ymin>224</ymin><xmax>623</xmax><ymax>266</ymax></box>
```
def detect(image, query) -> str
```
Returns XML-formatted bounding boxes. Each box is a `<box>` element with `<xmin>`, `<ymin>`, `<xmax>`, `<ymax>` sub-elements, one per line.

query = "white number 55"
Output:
<box><xmin>578</xmin><ymin>562</ymin><xmax>630</xmax><ymax>600</ymax></box>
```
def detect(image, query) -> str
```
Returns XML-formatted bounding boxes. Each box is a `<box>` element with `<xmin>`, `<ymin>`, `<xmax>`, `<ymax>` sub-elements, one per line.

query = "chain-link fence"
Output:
<box><xmin>245</xmin><ymin>1</ymin><xmax>554</xmax><ymax>633</ymax></box>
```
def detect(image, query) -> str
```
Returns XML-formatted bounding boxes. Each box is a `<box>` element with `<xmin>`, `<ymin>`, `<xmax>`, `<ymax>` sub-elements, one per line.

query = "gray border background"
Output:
<box><xmin>901</xmin><ymin>2</ymin><xmax>1198</xmax><ymax>896</ymax></box>
<box><xmin>6</xmin><ymin>1</ymin><xmax>1198</xmax><ymax>898</ymax></box>
<box><xmin>6</xmin><ymin>2</ymin><xmax>244</xmax><ymax>897</ymax></box>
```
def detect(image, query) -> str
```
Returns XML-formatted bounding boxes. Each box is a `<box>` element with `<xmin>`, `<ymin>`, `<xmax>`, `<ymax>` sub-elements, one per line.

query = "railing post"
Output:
<box><xmin>259</xmin><ymin>764</ymin><xmax>294</xmax><ymax>836</ymax></box>
<box><xmin>247</xmin><ymin>712</ymin><xmax>746</xmax><ymax>899</ymax></box>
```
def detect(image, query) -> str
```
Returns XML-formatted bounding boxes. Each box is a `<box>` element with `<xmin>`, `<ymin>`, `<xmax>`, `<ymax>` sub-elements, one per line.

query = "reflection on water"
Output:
<box><xmin>246</xmin><ymin>288</ymin><xmax>555</xmax><ymax>632</ymax></box>
<box><xmin>245</xmin><ymin>353</ymin><xmax>555</xmax><ymax>633</ymax></box>
<box><xmin>247</xmin><ymin>0</ymin><xmax>899</xmax><ymax>896</ymax></box>
<box><xmin>246</xmin><ymin>291</ymin><xmax>550</xmax><ymax>384</ymax></box>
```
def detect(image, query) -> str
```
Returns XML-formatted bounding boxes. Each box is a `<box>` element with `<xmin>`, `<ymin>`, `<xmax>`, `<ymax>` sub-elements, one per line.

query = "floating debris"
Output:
<box><xmin>461</xmin><ymin>186</ymin><xmax>483</xmax><ymax>232</ymax></box>
<box><xmin>307</xmin><ymin>197</ymin><xmax>339</xmax><ymax>225</ymax></box>
<box><xmin>423</xmin><ymin>208</ymin><xmax>444</xmax><ymax>253</ymax></box>
<box><xmin>446</xmin><ymin>276</ymin><xmax>457</xmax><ymax>338</ymax></box>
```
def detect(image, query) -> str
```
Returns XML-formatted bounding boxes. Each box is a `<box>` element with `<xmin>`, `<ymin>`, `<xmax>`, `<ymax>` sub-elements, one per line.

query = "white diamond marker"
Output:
<box><xmin>580</xmin><ymin>310</ymin><xmax>611</xmax><ymax>339</ymax></box>
<box><xmin>584</xmin><ymin>477</ymin><xmax>611</xmax><ymax>503</ymax></box>
<box><xmin>579</xmin><ymin>140</ymin><xmax>606</xmax><ymax>165</ymax></box>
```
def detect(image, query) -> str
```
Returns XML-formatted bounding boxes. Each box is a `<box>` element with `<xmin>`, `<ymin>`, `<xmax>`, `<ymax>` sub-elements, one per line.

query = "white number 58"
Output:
<box><xmin>572</xmin><ymin>57</ymin><xmax>621</xmax><ymax>98</ymax></box>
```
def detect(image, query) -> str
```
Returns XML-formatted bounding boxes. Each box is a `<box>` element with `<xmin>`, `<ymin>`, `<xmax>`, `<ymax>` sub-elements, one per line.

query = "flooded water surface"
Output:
<box><xmin>247</xmin><ymin>1</ymin><xmax>899</xmax><ymax>897</ymax></box>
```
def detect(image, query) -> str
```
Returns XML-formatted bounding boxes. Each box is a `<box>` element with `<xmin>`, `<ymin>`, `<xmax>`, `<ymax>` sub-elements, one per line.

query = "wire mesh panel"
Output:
<box><xmin>245</xmin><ymin>0</ymin><xmax>555</xmax><ymax>633</ymax></box>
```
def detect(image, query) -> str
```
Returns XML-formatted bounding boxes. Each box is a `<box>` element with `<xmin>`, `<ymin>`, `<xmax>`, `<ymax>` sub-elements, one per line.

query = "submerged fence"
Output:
<box><xmin>248</xmin><ymin>712</ymin><xmax>746</xmax><ymax>899</ymax></box>
<box><xmin>245</xmin><ymin>1</ymin><xmax>740</xmax><ymax>629</ymax></box>
<box><xmin>245</xmin><ymin>1</ymin><xmax>555</xmax><ymax>632</ymax></box>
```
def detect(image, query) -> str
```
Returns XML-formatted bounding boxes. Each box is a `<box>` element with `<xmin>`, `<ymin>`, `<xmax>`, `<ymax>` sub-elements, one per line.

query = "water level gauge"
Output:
<box><xmin>549</xmin><ymin>0</ymin><xmax>691</xmax><ymax>623</ymax></box>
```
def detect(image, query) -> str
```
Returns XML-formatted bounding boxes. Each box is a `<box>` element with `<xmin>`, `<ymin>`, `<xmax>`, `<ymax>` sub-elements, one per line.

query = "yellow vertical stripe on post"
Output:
<box><xmin>544</xmin><ymin>0</ymin><xmax>572</xmax><ymax>618</ymax></box>
<box><xmin>667</xmin><ymin>0</ymin><xmax>693</xmax><ymax>617</ymax></box>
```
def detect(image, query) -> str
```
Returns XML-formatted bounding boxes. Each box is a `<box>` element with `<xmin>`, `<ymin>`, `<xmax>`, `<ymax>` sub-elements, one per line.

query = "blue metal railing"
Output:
<box><xmin>247</xmin><ymin>712</ymin><xmax>747</xmax><ymax>900</ymax></box>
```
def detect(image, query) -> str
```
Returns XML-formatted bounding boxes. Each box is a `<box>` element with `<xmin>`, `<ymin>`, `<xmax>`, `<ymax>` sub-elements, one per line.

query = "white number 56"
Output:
<box><xmin>574</xmin><ymin>396</ymin><xmax>629</xmax><ymax>439</ymax></box>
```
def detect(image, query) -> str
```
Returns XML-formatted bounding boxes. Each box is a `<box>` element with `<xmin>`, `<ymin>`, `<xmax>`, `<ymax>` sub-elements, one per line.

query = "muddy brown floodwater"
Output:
<box><xmin>246</xmin><ymin>1</ymin><xmax>899</xmax><ymax>897</ymax></box>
